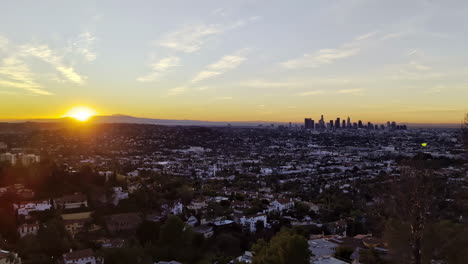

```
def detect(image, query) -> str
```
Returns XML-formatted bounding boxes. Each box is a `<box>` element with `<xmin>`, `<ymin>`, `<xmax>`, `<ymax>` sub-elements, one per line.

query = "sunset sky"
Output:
<box><xmin>0</xmin><ymin>0</ymin><xmax>467</xmax><ymax>123</ymax></box>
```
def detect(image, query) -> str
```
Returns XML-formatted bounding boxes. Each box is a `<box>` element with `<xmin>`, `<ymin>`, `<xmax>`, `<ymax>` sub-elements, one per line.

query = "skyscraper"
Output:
<box><xmin>347</xmin><ymin>116</ymin><xmax>351</xmax><ymax>128</ymax></box>
<box><xmin>318</xmin><ymin>115</ymin><xmax>325</xmax><ymax>130</ymax></box>
<box><xmin>335</xmin><ymin>118</ymin><xmax>340</xmax><ymax>129</ymax></box>
<box><xmin>342</xmin><ymin>120</ymin><xmax>346</xmax><ymax>128</ymax></box>
<box><xmin>304</xmin><ymin>118</ymin><xmax>314</xmax><ymax>129</ymax></box>
<box><xmin>358</xmin><ymin>120</ymin><xmax>363</xmax><ymax>128</ymax></box>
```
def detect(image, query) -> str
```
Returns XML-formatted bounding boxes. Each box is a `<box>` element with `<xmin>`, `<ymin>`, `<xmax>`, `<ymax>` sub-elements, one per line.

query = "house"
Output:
<box><xmin>268</xmin><ymin>198</ymin><xmax>294</xmax><ymax>212</ymax></box>
<box><xmin>193</xmin><ymin>225</ymin><xmax>214</xmax><ymax>238</ymax></box>
<box><xmin>13</xmin><ymin>199</ymin><xmax>52</xmax><ymax>216</ymax></box>
<box><xmin>171</xmin><ymin>202</ymin><xmax>183</xmax><ymax>215</ymax></box>
<box><xmin>105</xmin><ymin>213</ymin><xmax>142</xmax><ymax>234</ymax></box>
<box><xmin>61</xmin><ymin>249</ymin><xmax>100</xmax><ymax>264</ymax></box>
<box><xmin>187</xmin><ymin>200</ymin><xmax>207</xmax><ymax>211</ymax></box>
<box><xmin>17</xmin><ymin>223</ymin><xmax>39</xmax><ymax>238</ymax></box>
<box><xmin>64</xmin><ymin>218</ymin><xmax>88</xmax><ymax>237</ymax></box>
<box><xmin>236</xmin><ymin>213</ymin><xmax>267</xmax><ymax>232</ymax></box>
<box><xmin>110</xmin><ymin>187</ymin><xmax>129</xmax><ymax>206</ymax></box>
<box><xmin>54</xmin><ymin>193</ymin><xmax>88</xmax><ymax>210</ymax></box>
<box><xmin>0</xmin><ymin>249</ymin><xmax>21</xmax><ymax>264</ymax></box>
<box><xmin>325</xmin><ymin>220</ymin><xmax>347</xmax><ymax>236</ymax></box>
<box><xmin>308</xmin><ymin>238</ymin><xmax>338</xmax><ymax>260</ymax></box>
<box><xmin>229</xmin><ymin>251</ymin><xmax>253</xmax><ymax>263</ymax></box>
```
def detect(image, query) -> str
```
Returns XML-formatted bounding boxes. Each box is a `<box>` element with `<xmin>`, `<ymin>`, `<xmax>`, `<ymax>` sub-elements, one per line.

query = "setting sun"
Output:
<box><xmin>65</xmin><ymin>106</ymin><xmax>97</xmax><ymax>122</ymax></box>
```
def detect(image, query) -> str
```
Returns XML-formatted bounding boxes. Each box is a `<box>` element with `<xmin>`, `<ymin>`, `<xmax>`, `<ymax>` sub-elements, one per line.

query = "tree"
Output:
<box><xmin>359</xmin><ymin>249</ymin><xmax>388</xmax><ymax>264</ymax></box>
<box><xmin>136</xmin><ymin>221</ymin><xmax>161</xmax><ymax>245</ymax></box>
<box><xmin>385</xmin><ymin>168</ymin><xmax>434</xmax><ymax>264</ymax></box>
<box><xmin>252</xmin><ymin>228</ymin><xmax>311</xmax><ymax>264</ymax></box>
<box><xmin>101</xmin><ymin>246</ymin><xmax>152</xmax><ymax>264</ymax></box>
<box><xmin>334</xmin><ymin>246</ymin><xmax>353</xmax><ymax>262</ymax></box>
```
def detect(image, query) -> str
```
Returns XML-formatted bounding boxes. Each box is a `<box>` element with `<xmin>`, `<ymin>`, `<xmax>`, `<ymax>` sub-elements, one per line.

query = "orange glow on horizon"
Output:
<box><xmin>64</xmin><ymin>106</ymin><xmax>97</xmax><ymax>122</ymax></box>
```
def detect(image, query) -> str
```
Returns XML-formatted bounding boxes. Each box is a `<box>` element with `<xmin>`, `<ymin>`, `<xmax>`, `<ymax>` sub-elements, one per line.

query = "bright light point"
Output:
<box><xmin>421</xmin><ymin>143</ymin><xmax>428</xmax><ymax>147</ymax></box>
<box><xmin>65</xmin><ymin>106</ymin><xmax>97</xmax><ymax>122</ymax></box>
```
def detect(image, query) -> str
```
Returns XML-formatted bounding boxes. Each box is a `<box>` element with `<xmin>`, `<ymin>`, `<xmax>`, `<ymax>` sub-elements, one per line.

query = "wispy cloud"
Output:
<box><xmin>159</xmin><ymin>17</ymin><xmax>258</xmax><ymax>53</ymax></box>
<box><xmin>0</xmin><ymin>35</ymin><xmax>8</xmax><ymax>52</ymax></box>
<box><xmin>408</xmin><ymin>60</ymin><xmax>431</xmax><ymax>71</ymax></box>
<box><xmin>281</xmin><ymin>32</ymin><xmax>376</xmax><ymax>69</ymax></box>
<box><xmin>192</xmin><ymin>51</ymin><xmax>246</xmax><ymax>83</ymax></box>
<box><xmin>241</xmin><ymin>79</ymin><xmax>299</xmax><ymax>88</ymax></box>
<box><xmin>70</xmin><ymin>32</ymin><xmax>96</xmax><ymax>62</ymax></box>
<box><xmin>167</xmin><ymin>86</ymin><xmax>186</xmax><ymax>96</ymax></box>
<box><xmin>336</xmin><ymin>88</ymin><xmax>365</xmax><ymax>95</ymax></box>
<box><xmin>137</xmin><ymin>56</ymin><xmax>180</xmax><ymax>82</ymax></box>
<box><xmin>0</xmin><ymin>56</ymin><xmax>53</xmax><ymax>95</ymax></box>
<box><xmin>282</xmin><ymin>48</ymin><xmax>359</xmax><ymax>69</ymax></box>
<box><xmin>297</xmin><ymin>90</ymin><xmax>325</xmax><ymax>96</ymax></box>
<box><xmin>19</xmin><ymin>44</ymin><xmax>85</xmax><ymax>84</ymax></box>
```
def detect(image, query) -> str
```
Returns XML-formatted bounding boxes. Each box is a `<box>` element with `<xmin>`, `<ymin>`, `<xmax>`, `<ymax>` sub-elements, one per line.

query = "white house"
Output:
<box><xmin>14</xmin><ymin>199</ymin><xmax>52</xmax><ymax>216</ymax></box>
<box><xmin>17</xmin><ymin>223</ymin><xmax>39</xmax><ymax>238</ymax></box>
<box><xmin>237</xmin><ymin>213</ymin><xmax>267</xmax><ymax>232</ymax></box>
<box><xmin>111</xmin><ymin>187</ymin><xmax>129</xmax><ymax>206</ymax></box>
<box><xmin>268</xmin><ymin>198</ymin><xmax>294</xmax><ymax>213</ymax></box>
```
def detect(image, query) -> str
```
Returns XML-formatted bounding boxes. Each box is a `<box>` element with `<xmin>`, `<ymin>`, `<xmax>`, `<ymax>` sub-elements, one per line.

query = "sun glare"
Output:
<box><xmin>65</xmin><ymin>106</ymin><xmax>97</xmax><ymax>122</ymax></box>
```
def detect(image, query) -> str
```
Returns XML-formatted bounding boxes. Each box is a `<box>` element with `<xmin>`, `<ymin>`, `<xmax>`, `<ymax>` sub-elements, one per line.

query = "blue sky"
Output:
<box><xmin>0</xmin><ymin>0</ymin><xmax>467</xmax><ymax>123</ymax></box>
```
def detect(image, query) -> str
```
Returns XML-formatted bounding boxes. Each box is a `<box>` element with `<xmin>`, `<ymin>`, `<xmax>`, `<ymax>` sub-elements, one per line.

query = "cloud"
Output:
<box><xmin>137</xmin><ymin>56</ymin><xmax>180</xmax><ymax>82</ymax></box>
<box><xmin>282</xmin><ymin>48</ymin><xmax>359</xmax><ymax>69</ymax></box>
<box><xmin>159</xmin><ymin>17</ymin><xmax>258</xmax><ymax>53</ymax></box>
<box><xmin>167</xmin><ymin>86</ymin><xmax>186</xmax><ymax>96</ymax></box>
<box><xmin>160</xmin><ymin>24</ymin><xmax>220</xmax><ymax>53</ymax></box>
<box><xmin>70</xmin><ymin>32</ymin><xmax>96</xmax><ymax>62</ymax></box>
<box><xmin>297</xmin><ymin>90</ymin><xmax>325</xmax><ymax>96</ymax></box>
<box><xmin>0</xmin><ymin>35</ymin><xmax>8</xmax><ymax>51</ymax></box>
<box><xmin>191</xmin><ymin>52</ymin><xmax>246</xmax><ymax>83</ymax></box>
<box><xmin>281</xmin><ymin>31</ymin><xmax>376</xmax><ymax>69</ymax></box>
<box><xmin>408</xmin><ymin>60</ymin><xmax>431</xmax><ymax>71</ymax></box>
<box><xmin>0</xmin><ymin>56</ymin><xmax>53</xmax><ymax>95</ymax></box>
<box><xmin>241</xmin><ymin>80</ymin><xmax>299</xmax><ymax>88</ymax></box>
<box><xmin>19</xmin><ymin>44</ymin><xmax>85</xmax><ymax>84</ymax></box>
<box><xmin>336</xmin><ymin>88</ymin><xmax>365</xmax><ymax>95</ymax></box>
<box><xmin>355</xmin><ymin>31</ymin><xmax>378</xmax><ymax>41</ymax></box>
<box><xmin>0</xmin><ymin>79</ymin><xmax>53</xmax><ymax>95</ymax></box>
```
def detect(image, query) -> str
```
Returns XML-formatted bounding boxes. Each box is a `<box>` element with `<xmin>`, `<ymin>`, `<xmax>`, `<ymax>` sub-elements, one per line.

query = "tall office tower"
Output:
<box><xmin>347</xmin><ymin>116</ymin><xmax>351</xmax><ymax>128</ymax></box>
<box><xmin>329</xmin><ymin>120</ymin><xmax>334</xmax><ymax>129</ymax></box>
<box><xmin>367</xmin><ymin>122</ymin><xmax>372</xmax><ymax>129</ymax></box>
<box><xmin>335</xmin><ymin>118</ymin><xmax>341</xmax><ymax>129</ymax></box>
<box><xmin>318</xmin><ymin>115</ymin><xmax>325</xmax><ymax>129</ymax></box>
<box><xmin>374</xmin><ymin>124</ymin><xmax>378</xmax><ymax>130</ymax></box>
<box><xmin>342</xmin><ymin>120</ymin><xmax>346</xmax><ymax>128</ymax></box>
<box><xmin>289</xmin><ymin>122</ymin><xmax>292</xmax><ymax>129</ymax></box>
<box><xmin>387</xmin><ymin>121</ymin><xmax>391</xmax><ymax>129</ymax></box>
<box><xmin>380</xmin><ymin>124</ymin><xmax>385</xmax><ymax>130</ymax></box>
<box><xmin>304</xmin><ymin>118</ymin><xmax>313</xmax><ymax>129</ymax></box>
<box><xmin>312</xmin><ymin>120</ymin><xmax>315</xmax><ymax>129</ymax></box>
<box><xmin>353</xmin><ymin>122</ymin><xmax>358</xmax><ymax>129</ymax></box>
<box><xmin>358</xmin><ymin>120</ymin><xmax>363</xmax><ymax>128</ymax></box>
<box><xmin>391</xmin><ymin>121</ymin><xmax>396</xmax><ymax>130</ymax></box>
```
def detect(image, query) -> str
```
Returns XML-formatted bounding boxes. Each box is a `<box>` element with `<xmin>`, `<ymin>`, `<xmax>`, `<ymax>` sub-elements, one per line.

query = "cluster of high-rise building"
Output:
<box><xmin>304</xmin><ymin>115</ymin><xmax>407</xmax><ymax>130</ymax></box>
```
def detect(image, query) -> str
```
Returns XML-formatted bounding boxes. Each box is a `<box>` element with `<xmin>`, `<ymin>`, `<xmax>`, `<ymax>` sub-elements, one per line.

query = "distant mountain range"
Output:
<box><xmin>0</xmin><ymin>114</ymin><xmax>462</xmax><ymax>128</ymax></box>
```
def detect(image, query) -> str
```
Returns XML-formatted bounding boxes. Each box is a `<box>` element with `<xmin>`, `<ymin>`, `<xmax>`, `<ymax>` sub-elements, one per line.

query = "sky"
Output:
<box><xmin>0</xmin><ymin>0</ymin><xmax>467</xmax><ymax>124</ymax></box>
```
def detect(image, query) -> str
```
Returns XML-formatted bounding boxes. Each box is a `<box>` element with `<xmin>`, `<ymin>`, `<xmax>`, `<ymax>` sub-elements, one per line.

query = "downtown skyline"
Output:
<box><xmin>1</xmin><ymin>0</ymin><xmax>468</xmax><ymax>123</ymax></box>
